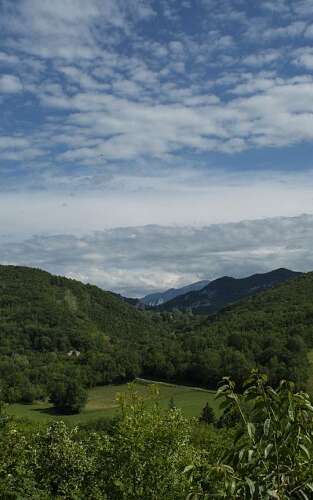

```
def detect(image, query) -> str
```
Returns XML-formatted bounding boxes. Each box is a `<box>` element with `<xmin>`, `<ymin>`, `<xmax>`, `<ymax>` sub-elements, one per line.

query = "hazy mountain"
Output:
<box><xmin>140</xmin><ymin>280</ymin><xmax>210</xmax><ymax>307</ymax></box>
<box><xmin>158</xmin><ymin>268</ymin><xmax>302</xmax><ymax>314</ymax></box>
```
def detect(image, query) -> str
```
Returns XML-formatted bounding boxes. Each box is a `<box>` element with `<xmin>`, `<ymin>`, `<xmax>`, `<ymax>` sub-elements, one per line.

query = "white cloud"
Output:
<box><xmin>168</xmin><ymin>41</ymin><xmax>185</xmax><ymax>55</ymax></box>
<box><xmin>0</xmin><ymin>51</ymin><xmax>19</xmax><ymax>64</ymax></box>
<box><xmin>2</xmin><ymin>0</ymin><xmax>155</xmax><ymax>61</ymax></box>
<box><xmin>56</xmin><ymin>65</ymin><xmax>106</xmax><ymax>90</ymax></box>
<box><xmin>263</xmin><ymin>21</ymin><xmax>306</xmax><ymax>39</ymax></box>
<box><xmin>294</xmin><ymin>47</ymin><xmax>313</xmax><ymax>69</ymax></box>
<box><xmin>297</xmin><ymin>54</ymin><xmax>313</xmax><ymax>70</ymax></box>
<box><xmin>0</xmin><ymin>74</ymin><xmax>23</xmax><ymax>93</ymax></box>
<box><xmin>46</xmin><ymin>75</ymin><xmax>313</xmax><ymax>159</ymax></box>
<box><xmin>112</xmin><ymin>79</ymin><xmax>142</xmax><ymax>97</ymax></box>
<box><xmin>242</xmin><ymin>50</ymin><xmax>282</xmax><ymax>67</ymax></box>
<box><xmin>294</xmin><ymin>0</ymin><xmax>313</xmax><ymax>17</ymax></box>
<box><xmin>1</xmin><ymin>59</ymin><xmax>313</xmax><ymax>167</ymax></box>
<box><xmin>1</xmin><ymin>68</ymin><xmax>312</xmax><ymax>167</ymax></box>
<box><xmin>261</xmin><ymin>0</ymin><xmax>291</xmax><ymax>14</ymax></box>
<box><xmin>230</xmin><ymin>75</ymin><xmax>278</xmax><ymax>95</ymax></box>
<box><xmin>0</xmin><ymin>136</ymin><xmax>29</xmax><ymax>149</ymax></box>
<box><xmin>0</xmin><ymin>135</ymin><xmax>45</xmax><ymax>161</ymax></box>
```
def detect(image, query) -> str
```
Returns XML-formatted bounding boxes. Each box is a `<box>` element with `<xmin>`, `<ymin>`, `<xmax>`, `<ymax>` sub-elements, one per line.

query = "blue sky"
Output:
<box><xmin>1</xmin><ymin>0</ymin><xmax>313</xmax><ymax>295</ymax></box>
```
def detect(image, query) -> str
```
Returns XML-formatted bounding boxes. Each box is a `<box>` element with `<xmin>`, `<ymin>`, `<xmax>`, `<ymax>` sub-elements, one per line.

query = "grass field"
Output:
<box><xmin>7</xmin><ymin>379</ymin><xmax>221</xmax><ymax>425</ymax></box>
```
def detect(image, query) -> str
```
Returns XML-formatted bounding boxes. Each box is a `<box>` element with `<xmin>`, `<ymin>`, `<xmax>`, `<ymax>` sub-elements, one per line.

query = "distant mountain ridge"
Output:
<box><xmin>157</xmin><ymin>268</ymin><xmax>302</xmax><ymax>314</ymax></box>
<box><xmin>140</xmin><ymin>280</ymin><xmax>210</xmax><ymax>307</ymax></box>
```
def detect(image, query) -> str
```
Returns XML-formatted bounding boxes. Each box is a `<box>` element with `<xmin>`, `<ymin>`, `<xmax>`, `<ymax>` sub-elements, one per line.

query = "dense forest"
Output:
<box><xmin>0</xmin><ymin>265</ymin><xmax>312</xmax><ymax>404</ymax></box>
<box><xmin>0</xmin><ymin>265</ymin><xmax>167</xmax><ymax>403</ymax></box>
<box><xmin>161</xmin><ymin>272</ymin><xmax>313</xmax><ymax>390</ymax></box>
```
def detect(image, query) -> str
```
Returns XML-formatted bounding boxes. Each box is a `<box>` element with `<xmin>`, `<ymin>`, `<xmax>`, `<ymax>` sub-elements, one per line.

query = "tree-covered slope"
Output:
<box><xmin>158</xmin><ymin>268</ymin><xmax>301</xmax><ymax>314</ymax></box>
<box><xmin>0</xmin><ymin>265</ymin><xmax>160</xmax><ymax>354</ymax></box>
<box><xmin>0</xmin><ymin>265</ymin><xmax>167</xmax><ymax>402</ymax></box>
<box><xmin>166</xmin><ymin>271</ymin><xmax>313</xmax><ymax>389</ymax></box>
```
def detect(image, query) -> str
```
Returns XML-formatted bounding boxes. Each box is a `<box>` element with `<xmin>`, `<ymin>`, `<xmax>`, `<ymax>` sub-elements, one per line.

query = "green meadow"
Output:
<box><xmin>7</xmin><ymin>379</ymin><xmax>221</xmax><ymax>425</ymax></box>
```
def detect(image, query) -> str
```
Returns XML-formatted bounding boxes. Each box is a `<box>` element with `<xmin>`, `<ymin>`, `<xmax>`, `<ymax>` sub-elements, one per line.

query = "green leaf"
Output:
<box><xmin>247</xmin><ymin>422</ymin><xmax>255</xmax><ymax>440</ymax></box>
<box><xmin>245</xmin><ymin>477</ymin><xmax>255</xmax><ymax>498</ymax></box>
<box><xmin>183</xmin><ymin>465</ymin><xmax>194</xmax><ymax>474</ymax></box>
<box><xmin>230</xmin><ymin>479</ymin><xmax>236</xmax><ymax>495</ymax></box>
<box><xmin>299</xmin><ymin>444</ymin><xmax>311</xmax><ymax>460</ymax></box>
<box><xmin>264</xmin><ymin>443</ymin><xmax>273</xmax><ymax>459</ymax></box>
<box><xmin>239</xmin><ymin>448</ymin><xmax>245</xmax><ymax>462</ymax></box>
<box><xmin>263</xmin><ymin>418</ymin><xmax>271</xmax><ymax>436</ymax></box>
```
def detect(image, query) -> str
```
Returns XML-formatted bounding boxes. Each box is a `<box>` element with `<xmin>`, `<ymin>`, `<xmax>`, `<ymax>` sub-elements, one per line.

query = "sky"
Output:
<box><xmin>1</xmin><ymin>0</ymin><xmax>313</xmax><ymax>296</ymax></box>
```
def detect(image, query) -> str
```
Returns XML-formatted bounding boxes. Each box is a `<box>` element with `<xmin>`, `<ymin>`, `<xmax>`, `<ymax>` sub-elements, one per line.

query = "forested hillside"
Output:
<box><xmin>0</xmin><ymin>265</ymin><xmax>313</xmax><ymax>404</ymax></box>
<box><xmin>0</xmin><ymin>265</ymin><xmax>159</xmax><ymax>352</ymax></box>
<box><xmin>0</xmin><ymin>265</ymin><xmax>167</xmax><ymax>402</ymax></box>
<box><xmin>158</xmin><ymin>268</ymin><xmax>301</xmax><ymax>313</ymax></box>
<box><xmin>165</xmin><ymin>271</ymin><xmax>313</xmax><ymax>390</ymax></box>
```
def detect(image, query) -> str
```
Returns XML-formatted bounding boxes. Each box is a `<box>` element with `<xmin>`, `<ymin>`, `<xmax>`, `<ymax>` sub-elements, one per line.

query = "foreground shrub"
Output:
<box><xmin>97</xmin><ymin>385</ymin><xmax>203</xmax><ymax>499</ymax></box>
<box><xmin>1</xmin><ymin>373</ymin><xmax>313</xmax><ymax>499</ymax></box>
<box><xmin>214</xmin><ymin>370</ymin><xmax>313</xmax><ymax>499</ymax></box>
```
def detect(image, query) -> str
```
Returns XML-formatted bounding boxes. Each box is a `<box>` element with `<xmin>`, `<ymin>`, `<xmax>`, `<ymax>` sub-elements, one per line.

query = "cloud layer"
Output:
<box><xmin>2</xmin><ymin>214</ymin><xmax>313</xmax><ymax>297</ymax></box>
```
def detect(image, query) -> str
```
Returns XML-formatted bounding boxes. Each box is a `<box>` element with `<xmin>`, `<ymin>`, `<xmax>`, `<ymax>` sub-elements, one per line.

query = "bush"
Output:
<box><xmin>214</xmin><ymin>370</ymin><xmax>313</xmax><ymax>499</ymax></box>
<box><xmin>97</xmin><ymin>384</ymin><xmax>203</xmax><ymax>499</ymax></box>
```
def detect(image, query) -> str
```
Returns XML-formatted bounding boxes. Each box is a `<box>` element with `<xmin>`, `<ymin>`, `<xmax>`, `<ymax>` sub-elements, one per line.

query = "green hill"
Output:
<box><xmin>0</xmin><ymin>265</ymin><xmax>313</xmax><ymax>405</ymax></box>
<box><xmin>0</xmin><ymin>265</ymin><xmax>166</xmax><ymax>402</ymax></box>
<box><xmin>0</xmin><ymin>265</ymin><xmax>160</xmax><ymax>353</ymax></box>
<box><xmin>166</xmin><ymin>271</ymin><xmax>313</xmax><ymax>390</ymax></box>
